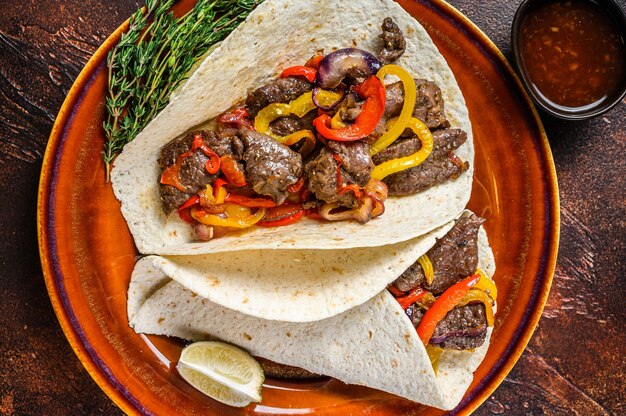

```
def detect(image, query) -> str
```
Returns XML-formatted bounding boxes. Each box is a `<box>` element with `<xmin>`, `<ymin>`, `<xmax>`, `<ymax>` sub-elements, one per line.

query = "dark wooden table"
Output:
<box><xmin>1</xmin><ymin>0</ymin><xmax>623</xmax><ymax>414</ymax></box>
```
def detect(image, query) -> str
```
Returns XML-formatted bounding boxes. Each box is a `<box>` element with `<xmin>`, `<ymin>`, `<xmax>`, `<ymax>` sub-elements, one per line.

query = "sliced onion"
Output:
<box><xmin>315</xmin><ymin>48</ymin><xmax>382</xmax><ymax>89</ymax></box>
<box><xmin>319</xmin><ymin>202</ymin><xmax>354</xmax><ymax>221</ymax></box>
<box><xmin>312</xmin><ymin>87</ymin><xmax>345</xmax><ymax>111</ymax></box>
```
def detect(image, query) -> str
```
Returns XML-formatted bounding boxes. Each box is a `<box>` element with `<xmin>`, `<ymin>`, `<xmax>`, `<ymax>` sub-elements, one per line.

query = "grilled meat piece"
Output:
<box><xmin>304</xmin><ymin>148</ymin><xmax>356</xmax><ymax>207</ymax></box>
<box><xmin>304</xmin><ymin>141</ymin><xmax>374</xmax><ymax>207</ymax></box>
<box><xmin>393</xmin><ymin>212</ymin><xmax>484</xmax><ymax>294</ymax></box>
<box><xmin>239</xmin><ymin>129</ymin><xmax>303</xmax><ymax>204</ymax></box>
<box><xmin>373</xmin><ymin>128</ymin><xmax>469</xmax><ymax>196</ymax></box>
<box><xmin>269</xmin><ymin>110</ymin><xmax>316</xmax><ymax>137</ymax></box>
<box><xmin>408</xmin><ymin>303</ymin><xmax>488</xmax><ymax>350</ymax></box>
<box><xmin>245</xmin><ymin>77</ymin><xmax>312</xmax><ymax>117</ymax></box>
<box><xmin>379</xmin><ymin>17</ymin><xmax>406</xmax><ymax>64</ymax></box>
<box><xmin>383</xmin><ymin>79</ymin><xmax>450</xmax><ymax>130</ymax></box>
<box><xmin>158</xmin><ymin>130</ymin><xmax>242</xmax><ymax>214</ymax></box>
<box><xmin>327</xmin><ymin>141</ymin><xmax>373</xmax><ymax>187</ymax></box>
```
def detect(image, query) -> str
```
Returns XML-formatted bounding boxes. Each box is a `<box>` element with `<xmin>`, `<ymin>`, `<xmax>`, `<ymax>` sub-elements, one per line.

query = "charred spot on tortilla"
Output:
<box><xmin>154</xmin><ymin>17</ymin><xmax>470</xmax><ymax>242</ymax></box>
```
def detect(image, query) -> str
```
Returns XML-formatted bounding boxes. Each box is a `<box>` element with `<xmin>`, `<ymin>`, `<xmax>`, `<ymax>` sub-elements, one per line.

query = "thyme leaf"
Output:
<box><xmin>103</xmin><ymin>0</ymin><xmax>263</xmax><ymax>181</ymax></box>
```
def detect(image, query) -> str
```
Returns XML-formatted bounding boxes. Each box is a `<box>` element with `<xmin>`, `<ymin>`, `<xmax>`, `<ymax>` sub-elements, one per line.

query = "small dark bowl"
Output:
<box><xmin>511</xmin><ymin>0</ymin><xmax>626</xmax><ymax>120</ymax></box>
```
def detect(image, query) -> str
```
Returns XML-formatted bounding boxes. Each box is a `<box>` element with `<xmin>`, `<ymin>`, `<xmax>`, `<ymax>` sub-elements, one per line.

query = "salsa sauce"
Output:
<box><xmin>519</xmin><ymin>0</ymin><xmax>626</xmax><ymax>109</ymax></box>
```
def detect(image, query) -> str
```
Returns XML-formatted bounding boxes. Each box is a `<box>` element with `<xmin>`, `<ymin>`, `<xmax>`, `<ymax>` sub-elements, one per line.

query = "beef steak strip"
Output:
<box><xmin>239</xmin><ymin>129</ymin><xmax>303</xmax><ymax>205</ymax></box>
<box><xmin>373</xmin><ymin>128</ymin><xmax>469</xmax><ymax>196</ymax></box>
<box><xmin>269</xmin><ymin>110</ymin><xmax>316</xmax><ymax>137</ymax></box>
<box><xmin>327</xmin><ymin>140</ymin><xmax>374</xmax><ymax>187</ymax></box>
<box><xmin>408</xmin><ymin>303</ymin><xmax>488</xmax><ymax>350</ymax></box>
<box><xmin>379</xmin><ymin>17</ymin><xmax>406</xmax><ymax>64</ymax></box>
<box><xmin>383</xmin><ymin>79</ymin><xmax>450</xmax><ymax>130</ymax></box>
<box><xmin>245</xmin><ymin>76</ymin><xmax>312</xmax><ymax>117</ymax></box>
<box><xmin>158</xmin><ymin>130</ymin><xmax>242</xmax><ymax>214</ymax></box>
<box><xmin>304</xmin><ymin>140</ymin><xmax>374</xmax><ymax>208</ymax></box>
<box><xmin>304</xmin><ymin>147</ymin><xmax>356</xmax><ymax>207</ymax></box>
<box><xmin>393</xmin><ymin>211</ymin><xmax>484</xmax><ymax>293</ymax></box>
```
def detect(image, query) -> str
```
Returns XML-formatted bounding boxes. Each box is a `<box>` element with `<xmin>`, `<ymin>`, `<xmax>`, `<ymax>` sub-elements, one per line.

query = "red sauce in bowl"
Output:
<box><xmin>518</xmin><ymin>0</ymin><xmax>626</xmax><ymax>112</ymax></box>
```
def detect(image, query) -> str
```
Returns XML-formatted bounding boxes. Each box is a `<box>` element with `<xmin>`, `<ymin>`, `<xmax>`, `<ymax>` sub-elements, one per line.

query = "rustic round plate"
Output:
<box><xmin>38</xmin><ymin>0</ymin><xmax>559</xmax><ymax>414</ymax></box>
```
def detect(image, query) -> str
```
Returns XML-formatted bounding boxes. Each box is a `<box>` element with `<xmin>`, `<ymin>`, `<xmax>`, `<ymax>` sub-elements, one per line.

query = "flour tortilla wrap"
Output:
<box><xmin>128</xmin><ymin>228</ymin><xmax>495</xmax><ymax>410</ymax></box>
<box><xmin>148</xmin><ymin>220</ymin><xmax>455</xmax><ymax>322</ymax></box>
<box><xmin>111</xmin><ymin>0</ymin><xmax>473</xmax><ymax>255</ymax></box>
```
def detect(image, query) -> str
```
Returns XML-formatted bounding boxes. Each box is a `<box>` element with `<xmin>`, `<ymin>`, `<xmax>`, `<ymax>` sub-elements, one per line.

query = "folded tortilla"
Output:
<box><xmin>111</xmin><ymin>0</ymin><xmax>473</xmax><ymax>255</ymax></box>
<box><xmin>147</xmin><ymin>220</ymin><xmax>454</xmax><ymax>322</ymax></box>
<box><xmin>128</xmin><ymin>228</ymin><xmax>495</xmax><ymax>410</ymax></box>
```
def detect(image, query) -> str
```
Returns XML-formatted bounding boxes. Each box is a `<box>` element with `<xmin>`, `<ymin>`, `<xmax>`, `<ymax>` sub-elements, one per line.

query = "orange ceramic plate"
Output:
<box><xmin>38</xmin><ymin>0</ymin><xmax>559</xmax><ymax>414</ymax></box>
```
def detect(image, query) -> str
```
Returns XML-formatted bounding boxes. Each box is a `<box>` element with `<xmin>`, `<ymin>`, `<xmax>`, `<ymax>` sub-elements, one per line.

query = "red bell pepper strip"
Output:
<box><xmin>416</xmin><ymin>273</ymin><xmax>481</xmax><ymax>345</ymax></box>
<box><xmin>219</xmin><ymin>155</ymin><xmax>246</xmax><ymax>186</ymax></box>
<box><xmin>396</xmin><ymin>287</ymin><xmax>428</xmax><ymax>310</ymax></box>
<box><xmin>280</xmin><ymin>66</ymin><xmax>317</xmax><ymax>83</ymax></box>
<box><xmin>225</xmin><ymin>193</ymin><xmax>277</xmax><ymax>208</ymax></box>
<box><xmin>287</xmin><ymin>177</ymin><xmax>305</xmax><ymax>193</ymax></box>
<box><xmin>160</xmin><ymin>135</ymin><xmax>220</xmax><ymax>190</ymax></box>
<box><xmin>160</xmin><ymin>158</ymin><xmax>188</xmax><ymax>192</ymax></box>
<box><xmin>332</xmin><ymin>153</ymin><xmax>343</xmax><ymax>188</ymax></box>
<box><xmin>338</xmin><ymin>184</ymin><xmax>363</xmax><ymax>199</ymax></box>
<box><xmin>177</xmin><ymin>195</ymin><xmax>200</xmax><ymax>224</ymax></box>
<box><xmin>213</xmin><ymin>178</ymin><xmax>229</xmax><ymax>191</ymax></box>
<box><xmin>258</xmin><ymin>203</ymin><xmax>305</xmax><ymax>227</ymax></box>
<box><xmin>387</xmin><ymin>284</ymin><xmax>406</xmax><ymax>297</ymax></box>
<box><xmin>313</xmin><ymin>76</ymin><xmax>386</xmax><ymax>141</ymax></box>
<box><xmin>217</xmin><ymin>107</ymin><xmax>254</xmax><ymax>130</ymax></box>
<box><xmin>305</xmin><ymin>54</ymin><xmax>324</xmax><ymax>69</ymax></box>
<box><xmin>190</xmin><ymin>134</ymin><xmax>220</xmax><ymax>174</ymax></box>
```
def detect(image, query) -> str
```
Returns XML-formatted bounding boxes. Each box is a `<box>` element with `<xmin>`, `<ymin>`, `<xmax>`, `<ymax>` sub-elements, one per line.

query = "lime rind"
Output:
<box><xmin>177</xmin><ymin>341</ymin><xmax>264</xmax><ymax>407</ymax></box>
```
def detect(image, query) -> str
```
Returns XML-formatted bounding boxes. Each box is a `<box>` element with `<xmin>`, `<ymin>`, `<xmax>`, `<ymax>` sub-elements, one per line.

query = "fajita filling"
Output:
<box><xmin>157</xmin><ymin>18</ymin><xmax>469</xmax><ymax>241</ymax></box>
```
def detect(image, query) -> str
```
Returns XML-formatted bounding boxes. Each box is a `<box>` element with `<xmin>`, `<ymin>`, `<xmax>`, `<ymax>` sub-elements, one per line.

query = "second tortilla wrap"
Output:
<box><xmin>128</xmin><ymin>225</ymin><xmax>495</xmax><ymax>410</ymax></box>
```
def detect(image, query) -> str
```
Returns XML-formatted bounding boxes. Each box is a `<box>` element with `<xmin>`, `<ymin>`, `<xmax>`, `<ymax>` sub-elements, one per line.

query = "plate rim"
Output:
<box><xmin>37</xmin><ymin>1</ymin><xmax>560</xmax><ymax>415</ymax></box>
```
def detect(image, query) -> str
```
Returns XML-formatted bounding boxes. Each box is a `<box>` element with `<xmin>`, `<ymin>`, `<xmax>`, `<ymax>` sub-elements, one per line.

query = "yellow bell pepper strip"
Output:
<box><xmin>254</xmin><ymin>91</ymin><xmax>341</xmax><ymax>141</ymax></box>
<box><xmin>371</xmin><ymin>117</ymin><xmax>433</xmax><ymax>180</ymax></box>
<box><xmin>416</xmin><ymin>272</ymin><xmax>481</xmax><ymax>345</ymax></box>
<box><xmin>200</xmin><ymin>183</ymin><xmax>227</xmax><ymax>207</ymax></box>
<box><xmin>313</xmin><ymin>76</ymin><xmax>386</xmax><ymax>141</ymax></box>
<box><xmin>456</xmin><ymin>289</ymin><xmax>496</xmax><ymax>327</ymax></box>
<box><xmin>417</xmin><ymin>254</ymin><xmax>435</xmax><ymax>286</ymax></box>
<box><xmin>370</xmin><ymin>64</ymin><xmax>417</xmax><ymax>156</ymax></box>
<box><xmin>280</xmin><ymin>66</ymin><xmax>317</xmax><ymax>83</ymax></box>
<box><xmin>191</xmin><ymin>206</ymin><xmax>267</xmax><ymax>228</ymax></box>
<box><xmin>396</xmin><ymin>287</ymin><xmax>428</xmax><ymax>310</ymax></box>
<box><xmin>223</xmin><ymin>203</ymin><xmax>252</xmax><ymax>219</ymax></box>
<box><xmin>281</xmin><ymin>130</ymin><xmax>316</xmax><ymax>158</ymax></box>
<box><xmin>473</xmin><ymin>269</ymin><xmax>498</xmax><ymax>301</ymax></box>
<box><xmin>416</xmin><ymin>292</ymin><xmax>437</xmax><ymax>310</ymax></box>
<box><xmin>425</xmin><ymin>344</ymin><xmax>444</xmax><ymax>374</ymax></box>
<box><xmin>331</xmin><ymin>107</ymin><xmax>348</xmax><ymax>129</ymax></box>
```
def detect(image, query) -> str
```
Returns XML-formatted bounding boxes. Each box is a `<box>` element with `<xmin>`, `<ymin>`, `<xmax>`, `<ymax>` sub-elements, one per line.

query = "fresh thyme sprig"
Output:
<box><xmin>103</xmin><ymin>0</ymin><xmax>263</xmax><ymax>181</ymax></box>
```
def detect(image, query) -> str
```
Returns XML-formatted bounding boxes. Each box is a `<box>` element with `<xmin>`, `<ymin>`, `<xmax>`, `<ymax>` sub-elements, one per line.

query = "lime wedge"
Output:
<box><xmin>177</xmin><ymin>341</ymin><xmax>264</xmax><ymax>407</ymax></box>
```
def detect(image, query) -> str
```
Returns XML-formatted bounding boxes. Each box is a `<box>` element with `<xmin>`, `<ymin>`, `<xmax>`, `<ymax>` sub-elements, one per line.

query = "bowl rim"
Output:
<box><xmin>511</xmin><ymin>0</ymin><xmax>626</xmax><ymax>121</ymax></box>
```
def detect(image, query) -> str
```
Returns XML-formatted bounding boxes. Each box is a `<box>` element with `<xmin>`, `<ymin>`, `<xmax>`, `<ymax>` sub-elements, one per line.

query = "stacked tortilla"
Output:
<box><xmin>112</xmin><ymin>0</ymin><xmax>494</xmax><ymax>410</ymax></box>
